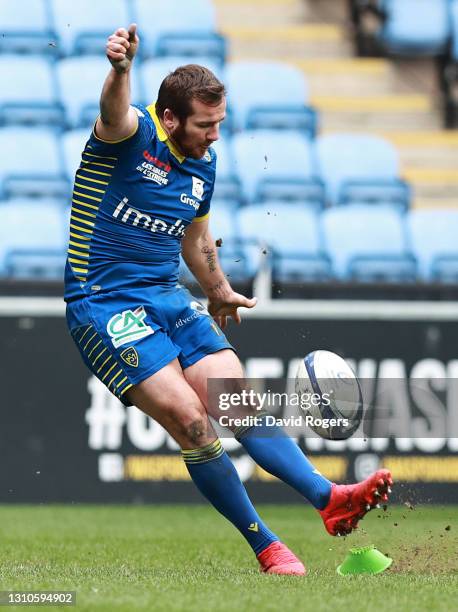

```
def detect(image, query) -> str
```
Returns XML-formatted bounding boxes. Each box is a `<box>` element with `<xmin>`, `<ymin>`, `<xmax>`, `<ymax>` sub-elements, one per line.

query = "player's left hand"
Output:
<box><xmin>208</xmin><ymin>293</ymin><xmax>257</xmax><ymax>329</ymax></box>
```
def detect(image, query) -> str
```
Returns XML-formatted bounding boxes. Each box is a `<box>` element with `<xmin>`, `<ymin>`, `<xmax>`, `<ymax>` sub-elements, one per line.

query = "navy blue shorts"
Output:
<box><xmin>66</xmin><ymin>284</ymin><xmax>234</xmax><ymax>405</ymax></box>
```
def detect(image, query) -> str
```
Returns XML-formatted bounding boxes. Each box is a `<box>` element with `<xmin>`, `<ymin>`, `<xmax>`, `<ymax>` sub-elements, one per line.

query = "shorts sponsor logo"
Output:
<box><xmin>120</xmin><ymin>346</ymin><xmax>139</xmax><ymax>368</ymax></box>
<box><xmin>175</xmin><ymin>300</ymin><xmax>210</xmax><ymax>328</ymax></box>
<box><xmin>107</xmin><ymin>306</ymin><xmax>154</xmax><ymax>348</ymax></box>
<box><xmin>192</xmin><ymin>176</ymin><xmax>204</xmax><ymax>200</ymax></box>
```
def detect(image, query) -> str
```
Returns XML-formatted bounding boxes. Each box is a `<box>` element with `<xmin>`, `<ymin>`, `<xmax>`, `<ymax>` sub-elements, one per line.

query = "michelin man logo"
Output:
<box><xmin>192</xmin><ymin>176</ymin><xmax>204</xmax><ymax>200</ymax></box>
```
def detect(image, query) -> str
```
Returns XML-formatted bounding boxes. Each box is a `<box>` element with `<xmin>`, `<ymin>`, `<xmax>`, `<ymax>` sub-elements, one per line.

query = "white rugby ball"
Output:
<box><xmin>295</xmin><ymin>350</ymin><xmax>363</xmax><ymax>440</ymax></box>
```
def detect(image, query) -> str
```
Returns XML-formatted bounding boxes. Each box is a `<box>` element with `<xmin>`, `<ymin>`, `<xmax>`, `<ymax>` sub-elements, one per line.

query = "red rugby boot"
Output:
<box><xmin>257</xmin><ymin>541</ymin><xmax>306</xmax><ymax>576</ymax></box>
<box><xmin>319</xmin><ymin>469</ymin><xmax>393</xmax><ymax>536</ymax></box>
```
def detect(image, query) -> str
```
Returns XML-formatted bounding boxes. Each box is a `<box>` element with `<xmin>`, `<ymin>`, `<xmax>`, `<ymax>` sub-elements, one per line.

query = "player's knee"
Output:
<box><xmin>182</xmin><ymin>417</ymin><xmax>208</xmax><ymax>446</ymax></box>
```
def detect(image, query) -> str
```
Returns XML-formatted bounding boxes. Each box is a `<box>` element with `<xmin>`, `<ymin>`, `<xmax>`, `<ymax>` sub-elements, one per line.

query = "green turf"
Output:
<box><xmin>0</xmin><ymin>504</ymin><xmax>456</xmax><ymax>611</ymax></box>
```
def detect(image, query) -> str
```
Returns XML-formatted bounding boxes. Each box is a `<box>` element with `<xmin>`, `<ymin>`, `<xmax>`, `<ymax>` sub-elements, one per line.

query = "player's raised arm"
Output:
<box><xmin>181</xmin><ymin>217</ymin><xmax>257</xmax><ymax>329</ymax></box>
<box><xmin>95</xmin><ymin>23</ymin><xmax>139</xmax><ymax>142</ymax></box>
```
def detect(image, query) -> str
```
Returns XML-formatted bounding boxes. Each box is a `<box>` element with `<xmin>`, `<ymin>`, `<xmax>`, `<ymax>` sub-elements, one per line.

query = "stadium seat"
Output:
<box><xmin>0</xmin><ymin>55</ymin><xmax>64</xmax><ymax>127</ymax></box>
<box><xmin>0</xmin><ymin>127</ymin><xmax>68</xmax><ymax>198</ymax></box>
<box><xmin>133</xmin><ymin>0</ymin><xmax>224</xmax><ymax>62</ymax></box>
<box><xmin>322</xmin><ymin>204</ymin><xmax>416</xmax><ymax>282</ymax></box>
<box><xmin>237</xmin><ymin>202</ymin><xmax>332</xmax><ymax>282</ymax></box>
<box><xmin>56</xmin><ymin>57</ymin><xmax>143</xmax><ymax>127</ymax></box>
<box><xmin>225</xmin><ymin>61</ymin><xmax>315</xmax><ymax>135</ymax></box>
<box><xmin>378</xmin><ymin>0</ymin><xmax>451</xmax><ymax>56</ymax></box>
<box><xmin>232</xmin><ymin>130</ymin><xmax>323</xmax><ymax>207</ymax></box>
<box><xmin>0</xmin><ymin>0</ymin><xmax>57</xmax><ymax>55</ymax></box>
<box><xmin>61</xmin><ymin>129</ymin><xmax>91</xmax><ymax>181</ymax></box>
<box><xmin>50</xmin><ymin>0</ymin><xmax>131</xmax><ymax>56</ymax></box>
<box><xmin>0</xmin><ymin>198</ymin><xmax>67</xmax><ymax>278</ymax></box>
<box><xmin>316</xmin><ymin>133</ymin><xmax>409</xmax><ymax>209</ymax></box>
<box><xmin>210</xmin><ymin>137</ymin><xmax>241</xmax><ymax>203</ymax></box>
<box><xmin>141</xmin><ymin>56</ymin><xmax>223</xmax><ymax>105</ymax></box>
<box><xmin>407</xmin><ymin>209</ymin><xmax>458</xmax><ymax>282</ymax></box>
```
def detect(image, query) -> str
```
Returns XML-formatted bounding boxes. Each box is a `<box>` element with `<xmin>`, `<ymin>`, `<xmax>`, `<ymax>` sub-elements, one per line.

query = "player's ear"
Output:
<box><xmin>163</xmin><ymin>108</ymin><xmax>179</xmax><ymax>131</ymax></box>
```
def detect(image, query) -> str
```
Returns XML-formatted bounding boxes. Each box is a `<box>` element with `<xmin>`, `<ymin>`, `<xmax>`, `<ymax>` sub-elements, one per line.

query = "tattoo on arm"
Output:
<box><xmin>201</xmin><ymin>245</ymin><xmax>216</xmax><ymax>273</ymax></box>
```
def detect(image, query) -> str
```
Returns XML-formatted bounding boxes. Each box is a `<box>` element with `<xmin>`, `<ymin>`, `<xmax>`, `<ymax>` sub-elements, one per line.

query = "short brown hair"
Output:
<box><xmin>156</xmin><ymin>64</ymin><xmax>226</xmax><ymax>121</ymax></box>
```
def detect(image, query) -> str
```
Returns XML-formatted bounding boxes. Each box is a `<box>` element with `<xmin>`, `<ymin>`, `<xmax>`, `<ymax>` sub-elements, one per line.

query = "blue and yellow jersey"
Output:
<box><xmin>64</xmin><ymin>103</ymin><xmax>216</xmax><ymax>302</ymax></box>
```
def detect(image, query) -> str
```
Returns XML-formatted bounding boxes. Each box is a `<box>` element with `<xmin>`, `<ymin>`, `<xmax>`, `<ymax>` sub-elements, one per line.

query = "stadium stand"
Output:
<box><xmin>141</xmin><ymin>56</ymin><xmax>223</xmax><ymax>106</ymax></box>
<box><xmin>0</xmin><ymin>0</ymin><xmax>56</xmax><ymax>55</ymax></box>
<box><xmin>56</xmin><ymin>56</ymin><xmax>143</xmax><ymax>127</ymax></box>
<box><xmin>132</xmin><ymin>0</ymin><xmax>225</xmax><ymax>62</ymax></box>
<box><xmin>0</xmin><ymin>127</ymin><xmax>68</xmax><ymax>199</ymax></box>
<box><xmin>210</xmin><ymin>137</ymin><xmax>241</xmax><ymax>204</ymax></box>
<box><xmin>0</xmin><ymin>55</ymin><xmax>64</xmax><ymax>127</ymax></box>
<box><xmin>407</xmin><ymin>209</ymin><xmax>458</xmax><ymax>282</ymax></box>
<box><xmin>237</xmin><ymin>202</ymin><xmax>332</xmax><ymax>282</ymax></box>
<box><xmin>50</xmin><ymin>0</ymin><xmax>130</xmax><ymax>56</ymax></box>
<box><xmin>224</xmin><ymin>61</ymin><xmax>316</xmax><ymax>135</ymax></box>
<box><xmin>322</xmin><ymin>204</ymin><xmax>417</xmax><ymax>282</ymax></box>
<box><xmin>231</xmin><ymin>130</ymin><xmax>323</xmax><ymax>207</ymax></box>
<box><xmin>0</xmin><ymin>198</ymin><xmax>67</xmax><ymax>278</ymax></box>
<box><xmin>0</xmin><ymin>0</ymin><xmax>457</xmax><ymax>291</ymax></box>
<box><xmin>350</xmin><ymin>0</ymin><xmax>451</xmax><ymax>57</ymax></box>
<box><xmin>61</xmin><ymin>129</ymin><xmax>90</xmax><ymax>182</ymax></box>
<box><xmin>315</xmin><ymin>133</ymin><xmax>410</xmax><ymax>209</ymax></box>
<box><xmin>377</xmin><ymin>0</ymin><xmax>451</xmax><ymax>56</ymax></box>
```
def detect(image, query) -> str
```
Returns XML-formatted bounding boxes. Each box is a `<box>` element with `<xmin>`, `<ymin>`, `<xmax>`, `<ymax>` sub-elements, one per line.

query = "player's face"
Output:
<box><xmin>172</xmin><ymin>97</ymin><xmax>226</xmax><ymax>159</ymax></box>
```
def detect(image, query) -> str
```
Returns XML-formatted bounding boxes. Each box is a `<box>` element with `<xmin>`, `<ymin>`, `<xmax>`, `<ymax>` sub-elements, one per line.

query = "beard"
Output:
<box><xmin>169</xmin><ymin>124</ymin><xmax>209</xmax><ymax>160</ymax></box>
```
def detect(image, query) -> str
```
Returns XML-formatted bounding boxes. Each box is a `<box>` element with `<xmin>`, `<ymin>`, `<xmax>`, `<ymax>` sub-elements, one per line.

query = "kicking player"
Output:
<box><xmin>65</xmin><ymin>23</ymin><xmax>393</xmax><ymax>575</ymax></box>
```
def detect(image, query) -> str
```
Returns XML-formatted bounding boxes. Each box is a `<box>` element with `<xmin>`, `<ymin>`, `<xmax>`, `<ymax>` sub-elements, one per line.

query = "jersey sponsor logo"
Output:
<box><xmin>120</xmin><ymin>346</ymin><xmax>139</xmax><ymax>367</ymax></box>
<box><xmin>180</xmin><ymin>193</ymin><xmax>200</xmax><ymax>210</ymax></box>
<box><xmin>113</xmin><ymin>197</ymin><xmax>186</xmax><ymax>237</ymax></box>
<box><xmin>107</xmin><ymin>306</ymin><xmax>154</xmax><ymax>348</ymax></box>
<box><xmin>142</xmin><ymin>150</ymin><xmax>171</xmax><ymax>172</ymax></box>
<box><xmin>192</xmin><ymin>176</ymin><xmax>204</xmax><ymax>200</ymax></box>
<box><xmin>136</xmin><ymin>160</ymin><xmax>169</xmax><ymax>185</ymax></box>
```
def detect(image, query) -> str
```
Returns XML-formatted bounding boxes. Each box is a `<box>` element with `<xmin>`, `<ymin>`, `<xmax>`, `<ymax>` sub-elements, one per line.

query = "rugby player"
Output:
<box><xmin>64</xmin><ymin>24</ymin><xmax>393</xmax><ymax>575</ymax></box>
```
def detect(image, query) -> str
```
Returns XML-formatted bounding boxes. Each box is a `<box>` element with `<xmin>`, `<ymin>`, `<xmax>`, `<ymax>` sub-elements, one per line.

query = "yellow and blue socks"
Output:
<box><xmin>236</xmin><ymin>416</ymin><xmax>332</xmax><ymax>510</ymax></box>
<box><xmin>182</xmin><ymin>439</ymin><xmax>278</xmax><ymax>554</ymax></box>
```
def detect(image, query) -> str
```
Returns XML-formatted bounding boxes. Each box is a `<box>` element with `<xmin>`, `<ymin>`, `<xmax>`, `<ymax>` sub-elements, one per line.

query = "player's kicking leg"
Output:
<box><xmin>125</xmin><ymin>359</ymin><xmax>306</xmax><ymax>576</ymax></box>
<box><xmin>184</xmin><ymin>349</ymin><xmax>394</xmax><ymax>538</ymax></box>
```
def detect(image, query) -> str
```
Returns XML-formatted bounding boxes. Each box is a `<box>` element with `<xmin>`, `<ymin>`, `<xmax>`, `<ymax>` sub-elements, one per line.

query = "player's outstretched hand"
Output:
<box><xmin>208</xmin><ymin>293</ymin><xmax>257</xmax><ymax>330</ymax></box>
<box><xmin>106</xmin><ymin>23</ymin><xmax>139</xmax><ymax>73</ymax></box>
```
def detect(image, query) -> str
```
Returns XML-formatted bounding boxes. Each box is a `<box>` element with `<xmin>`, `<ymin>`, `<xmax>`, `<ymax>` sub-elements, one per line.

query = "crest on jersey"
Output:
<box><xmin>192</xmin><ymin>176</ymin><xmax>205</xmax><ymax>200</ymax></box>
<box><xmin>120</xmin><ymin>346</ymin><xmax>139</xmax><ymax>368</ymax></box>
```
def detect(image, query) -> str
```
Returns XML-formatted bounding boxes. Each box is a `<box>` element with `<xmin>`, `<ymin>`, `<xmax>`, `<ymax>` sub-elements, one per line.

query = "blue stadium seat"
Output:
<box><xmin>50</xmin><ymin>0</ymin><xmax>130</xmax><ymax>56</ymax></box>
<box><xmin>225</xmin><ymin>61</ymin><xmax>315</xmax><ymax>135</ymax></box>
<box><xmin>61</xmin><ymin>129</ymin><xmax>91</xmax><ymax>181</ymax></box>
<box><xmin>232</xmin><ymin>130</ymin><xmax>323</xmax><ymax>206</ymax></box>
<box><xmin>0</xmin><ymin>127</ymin><xmax>68</xmax><ymax>198</ymax></box>
<box><xmin>0</xmin><ymin>198</ymin><xmax>67</xmax><ymax>278</ymax></box>
<box><xmin>322</xmin><ymin>204</ymin><xmax>416</xmax><ymax>282</ymax></box>
<box><xmin>0</xmin><ymin>0</ymin><xmax>57</xmax><ymax>55</ymax></box>
<box><xmin>316</xmin><ymin>133</ymin><xmax>409</xmax><ymax>209</ymax></box>
<box><xmin>0</xmin><ymin>55</ymin><xmax>64</xmax><ymax>127</ymax></box>
<box><xmin>407</xmin><ymin>209</ymin><xmax>458</xmax><ymax>283</ymax></box>
<box><xmin>56</xmin><ymin>57</ymin><xmax>143</xmax><ymax>127</ymax></box>
<box><xmin>210</xmin><ymin>137</ymin><xmax>241</xmax><ymax>203</ymax></box>
<box><xmin>451</xmin><ymin>0</ymin><xmax>458</xmax><ymax>61</ymax></box>
<box><xmin>237</xmin><ymin>202</ymin><xmax>332</xmax><ymax>282</ymax></box>
<box><xmin>378</xmin><ymin>0</ymin><xmax>451</xmax><ymax>56</ymax></box>
<box><xmin>133</xmin><ymin>0</ymin><xmax>224</xmax><ymax>61</ymax></box>
<box><xmin>141</xmin><ymin>56</ymin><xmax>223</xmax><ymax>105</ymax></box>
